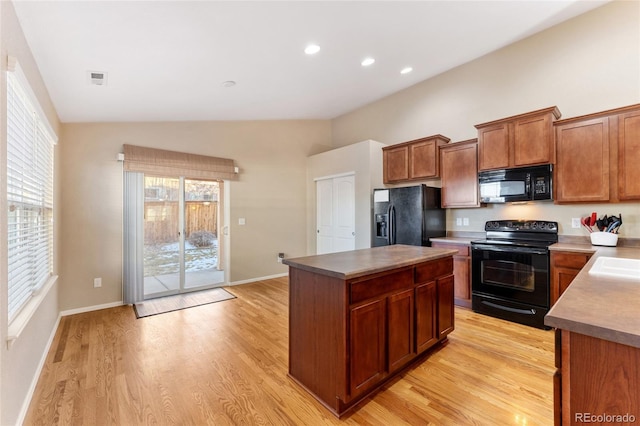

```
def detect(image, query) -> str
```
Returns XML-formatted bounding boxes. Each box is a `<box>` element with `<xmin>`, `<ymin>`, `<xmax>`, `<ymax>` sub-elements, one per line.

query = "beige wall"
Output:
<box><xmin>306</xmin><ymin>140</ymin><xmax>386</xmax><ymax>254</ymax></box>
<box><xmin>332</xmin><ymin>1</ymin><xmax>640</xmax><ymax>238</ymax></box>
<box><xmin>59</xmin><ymin>120</ymin><xmax>332</xmax><ymax>310</ymax></box>
<box><xmin>0</xmin><ymin>2</ymin><xmax>61</xmax><ymax>425</ymax></box>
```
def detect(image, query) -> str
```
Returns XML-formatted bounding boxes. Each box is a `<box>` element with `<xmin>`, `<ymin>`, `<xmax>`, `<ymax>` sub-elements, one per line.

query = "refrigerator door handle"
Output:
<box><xmin>388</xmin><ymin>204</ymin><xmax>396</xmax><ymax>245</ymax></box>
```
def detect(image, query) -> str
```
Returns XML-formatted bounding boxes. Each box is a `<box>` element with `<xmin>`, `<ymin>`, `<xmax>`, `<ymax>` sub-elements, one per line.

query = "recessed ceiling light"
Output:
<box><xmin>361</xmin><ymin>57</ymin><xmax>375</xmax><ymax>67</ymax></box>
<box><xmin>400</xmin><ymin>67</ymin><xmax>413</xmax><ymax>74</ymax></box>
<box><xmin>221</xmin><ymin>80</ymin><xmax>236</xmax><ymax>88</ymax></box>
<box><xmin>305</xmin><ymin>44</ymin><xmax>320</xmax><ymax>55</ymax></box>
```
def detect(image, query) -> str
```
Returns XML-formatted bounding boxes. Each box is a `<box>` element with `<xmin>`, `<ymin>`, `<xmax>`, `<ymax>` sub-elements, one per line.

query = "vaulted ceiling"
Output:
<box><xmin>13</xmin><ymin>1</ymin><xmax>609</xmax><ymax>122</ymax></box>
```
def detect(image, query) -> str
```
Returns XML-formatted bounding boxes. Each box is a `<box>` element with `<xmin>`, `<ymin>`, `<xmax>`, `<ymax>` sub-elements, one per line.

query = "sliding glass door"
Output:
<box><xmin>143</xmin><ymin>176</ymin><xmax>223</xmax><ymax>299</ymax></box>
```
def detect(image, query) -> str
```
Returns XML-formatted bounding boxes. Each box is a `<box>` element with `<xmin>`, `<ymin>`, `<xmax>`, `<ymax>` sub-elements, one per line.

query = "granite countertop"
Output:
<box><xmin>283</xmin><ymin>244</ymin><xmax>458</xmax><ymax>280</ymax></box>
<box><xmin>545</xmin><ymin>245</ymin><xmax>640</xmax><ymax>348</ymax></box>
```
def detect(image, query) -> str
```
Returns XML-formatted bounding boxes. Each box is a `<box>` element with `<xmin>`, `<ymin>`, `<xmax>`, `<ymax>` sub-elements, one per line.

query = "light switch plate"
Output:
<box><xmin>239</xmin><ymin>218</ymin><xmax>246</xmax><ymax>225</ymax></box>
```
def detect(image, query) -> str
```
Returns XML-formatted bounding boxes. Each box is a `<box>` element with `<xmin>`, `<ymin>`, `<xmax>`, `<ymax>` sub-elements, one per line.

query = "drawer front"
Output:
<box><xmin>552</xmin><ymin>252</ymin><xmax>592</xmax><ymax>269</ymax></box>
<box><xmin>415</xmin><ymin>257</ymin><xmax>454</xmax><ymax>284</ymax></box>
<box><xmin>350</xmin><ymin>268</ymin><xmax>414</xmax><ymax>304</ymax></box>
<box><xmin>431</xmin><ymin>242</ymin><xmax>469</xmax><ymax>257</ymax></box>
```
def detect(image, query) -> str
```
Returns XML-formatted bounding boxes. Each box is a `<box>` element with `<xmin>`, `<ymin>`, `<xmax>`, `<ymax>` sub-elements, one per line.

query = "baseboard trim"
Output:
<box><xmin>229</xmin><ymin>273</ymin><xmax>288</xmax><ymax>286</ymax></box>
<box><xmin>60</xmin><ymin>301</ymin><xmax>124</xmax><ymax>317</ymax></box>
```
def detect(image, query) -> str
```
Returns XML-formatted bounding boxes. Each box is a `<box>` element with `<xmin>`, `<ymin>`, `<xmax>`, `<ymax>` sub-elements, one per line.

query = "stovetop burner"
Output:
<box><xmin>471</xmin><ymin>220</ymin><xmax>559</xmax><ymax>248</ymax></box>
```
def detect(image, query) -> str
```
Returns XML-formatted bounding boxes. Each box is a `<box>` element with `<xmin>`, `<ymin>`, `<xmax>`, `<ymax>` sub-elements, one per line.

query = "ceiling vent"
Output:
<box><xmin>87</xmin><ymin>71</ymin><xmax>108</xmax><ymax>86</ymax></box>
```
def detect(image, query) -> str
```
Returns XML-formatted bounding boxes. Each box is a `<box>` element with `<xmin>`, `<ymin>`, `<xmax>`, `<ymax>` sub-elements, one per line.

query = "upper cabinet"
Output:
<box><xmin>440</xmin><ymin>139</ymin><xmax>480</xmax><ymax>208</ymax></box>
<box><xmin>618</xmin><ymin>109</ymin><xmax>640</xmax><ymax>201</ymax></box>
<box><xmin>554</xmin><ymin>103</ymin><xmax>640</xmax><ymax>203</ymax></box>
<box><xmin>475</xmin><ymin>106</ymin><xmax>561</xmax><ymax>171</ymax></box>
<box><xmin>383</xmin><ymin>135</ymin><xmax>450</xmax><ymax>184</ymax></box>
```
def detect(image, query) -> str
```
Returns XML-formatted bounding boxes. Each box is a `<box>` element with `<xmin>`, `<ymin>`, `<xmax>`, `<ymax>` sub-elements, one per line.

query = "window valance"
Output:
<box><xmin>122</xmin><ymin>144</ymin><xmax>238</xmax><ymax>180</ymax></box>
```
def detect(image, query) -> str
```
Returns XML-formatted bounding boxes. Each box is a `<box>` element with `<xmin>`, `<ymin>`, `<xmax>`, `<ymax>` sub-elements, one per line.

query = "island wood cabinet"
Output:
<box><xmin>554</xmin><ymin>330</ymin><xmax>640</xmax><ymax>425</ymax></box>
<box><xmin>550</xmin><ymin>250</ymin><xmax>593</xmax><ymax>306</ymax></box>
<box><xmin>440</xmin><ymin>139</ymin><xmax>480</xmax><ymax>208</ymax></box>
<box><xmin>287</xmin><ymin>251</ymin><xmax>454</xmax><ymax>417</ymax></box>
<box><xmin>383</xmin><ymin>135</ymin><xmax>450</xmax><ymax>183</ymax></box>
<box><xmin>475</xmin><ymin>106</ymin><xmax>561</xmax><ymax>171</ymax></box>
<box><xmin>554</xmin><ymin>103</ymin><xmax>640</xmax><ymax>203</ymax></box>
<box><xmin>431</xmin><ymin>241</ymin><xmax>471</xmax><ymax>308</ymax></box>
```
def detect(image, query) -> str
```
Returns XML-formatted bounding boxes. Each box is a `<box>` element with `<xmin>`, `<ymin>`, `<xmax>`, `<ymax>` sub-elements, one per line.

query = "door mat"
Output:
<box><xmin>134</xmin><ymin>288</ymin><xmax>236</xmax><ymax>318</ymax></box>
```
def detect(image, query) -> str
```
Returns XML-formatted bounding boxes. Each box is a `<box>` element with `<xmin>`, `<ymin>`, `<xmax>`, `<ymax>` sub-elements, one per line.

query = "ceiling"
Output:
<box><xmin>13</xmin><ymin>1</ymin><xmax>609</xmax><ymax>123</ymax></box>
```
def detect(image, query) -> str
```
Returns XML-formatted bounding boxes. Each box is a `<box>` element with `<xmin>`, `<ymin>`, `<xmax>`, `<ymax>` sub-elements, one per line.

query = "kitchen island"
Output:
<box><xmin>545</xmin><ymin>245</ymin><xmax>640</xmax><ymax>425</ymax></box>
<box><xmin>283</xmin><ymin>244</ymin><xmax>457</xmax><ymax>417</ymax></box>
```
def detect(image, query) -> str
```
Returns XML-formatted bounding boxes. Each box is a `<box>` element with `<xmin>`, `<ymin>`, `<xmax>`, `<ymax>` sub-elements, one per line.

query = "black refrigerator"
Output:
<box><xmin>372</xmin><ymin>185</ymin><xmax>445</xmax><ymax>247</ymax></box>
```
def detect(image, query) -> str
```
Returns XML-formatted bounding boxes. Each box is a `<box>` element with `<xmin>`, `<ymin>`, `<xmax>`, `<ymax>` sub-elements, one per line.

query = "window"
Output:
<box><xmin>6</xmin><ymin>59</ymin><xmax>57</xmax><ymax>323</ymax></box>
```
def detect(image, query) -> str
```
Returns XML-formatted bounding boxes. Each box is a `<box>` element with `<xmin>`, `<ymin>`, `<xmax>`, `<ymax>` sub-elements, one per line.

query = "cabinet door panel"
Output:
<box><xmin>514</xmin><ymin>115</ymin><xmax>552</xmax><ymax>166</ymax></box>
<box><xmin>415</xmin><ymin>281</ymin><xmax>438</xmax><ymax>353</ymax></box>
<box><xmin>618</xmin><ymin>110</ymin><xmax>640</xmax><ymax>200</ymax></box>
<box><xmin>438</xmin><ymin>275</ymin><xmax>455</xmax><ymax>338</ymax></box>
<box><xmin>478</xmin><ymin>124</ymin><xmax>510</xmax><ymax>171</ymax></box>
<box><xmin>384</xmin><ymin>146</ymin><xmax>409</xmax><ymax>183</ymax></box>
<box><xmin>453</xmin><ymin>256</ymin><xmax>470</xmax><ymax>302</ymax></box>
<box><xmin>410</xmin><ymin>140</ymin><xmax>438</xmax><ymax>179</ymax></box>
<box><xmin>350</xmin><ymin>299</ymin><xmax>385</xmax><ymax>396</ymax></box>
<box><xmin>440</xmin><ymin>141</ymin><xmax>479</xmax><ymax>208</ymax></box>
<box><xmin>387</xmin><ymin>289</ymin><xmax>415</xmax><ymax>372</ymax></box>
<box><xmin>555</xmin><ymin>117</ymin><xmax>610</xmax><ymax>202</ymax></box>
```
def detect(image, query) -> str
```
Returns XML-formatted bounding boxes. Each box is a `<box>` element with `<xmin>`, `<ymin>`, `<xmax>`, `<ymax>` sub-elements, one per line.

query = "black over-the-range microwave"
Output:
<box><xmin>478</xmin><ymin>164</ymin><xmax>553</xmax><ymax>203</ymax></box>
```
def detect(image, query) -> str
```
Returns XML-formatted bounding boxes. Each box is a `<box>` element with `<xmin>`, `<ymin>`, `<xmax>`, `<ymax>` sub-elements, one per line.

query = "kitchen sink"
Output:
<box><xmin>588</xmin><ymin>256</ymin><xmax>640</xmax><ymax>280</ymax></box>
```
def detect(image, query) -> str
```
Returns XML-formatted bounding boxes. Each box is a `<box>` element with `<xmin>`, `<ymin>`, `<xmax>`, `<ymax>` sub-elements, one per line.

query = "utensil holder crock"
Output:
<box><xmin>590</xmin><ymin>232</ymin><xmax>619</xmax><ymax>247</ymax></box>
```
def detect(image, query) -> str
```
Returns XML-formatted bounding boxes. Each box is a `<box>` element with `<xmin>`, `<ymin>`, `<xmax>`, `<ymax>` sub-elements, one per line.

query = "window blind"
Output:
<box><xmin>7</xmin><ymin>60</ymin><xmax>56</xmax><ymax>322</ymax></box>
<box><xmin>123</xmin><ymin>144</ymin><xmax>238</xmax><ymax>180</ymax></box>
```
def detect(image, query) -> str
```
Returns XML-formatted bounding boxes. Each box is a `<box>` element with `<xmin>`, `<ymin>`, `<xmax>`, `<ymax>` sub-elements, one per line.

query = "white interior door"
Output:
<box><xmin>316</xmin><ymin>174</ymin><xmax>355</xmax><ymax>254</ymax></box>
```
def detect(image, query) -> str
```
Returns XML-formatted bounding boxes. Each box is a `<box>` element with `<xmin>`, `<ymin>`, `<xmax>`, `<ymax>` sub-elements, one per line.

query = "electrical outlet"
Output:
<box><xmin>456</xmin><ymin>218</ymin><xmax>463</xmax><ymax>226</ymax></box>
<box><xmin>277</xmin><ymin>253</ymin><xmax>284</xmax><ymax>263</ymax></box>
<box><xmin>571</xmin><ymin>218</ymin><xmax>581</xmax><ymax>229</ymax></box>
<box><xmin>463</xmin><ymin>218</ymin><xmax>470</xmax><ymax>226</ymax></box>
<box><xmin>93</xmin><ymin>277</ymin><xmax>102</xmax><ymax>288</ymax></box>
<box><xmin>238</xmin><ymin>218</ymin><xmax>246</xmax><ymax>225</ymax></box>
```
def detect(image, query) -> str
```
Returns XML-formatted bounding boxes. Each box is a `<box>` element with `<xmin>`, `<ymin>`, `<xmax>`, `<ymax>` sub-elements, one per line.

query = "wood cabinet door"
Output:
<box><xmin>478</xmin><ymin>123</ymin><xmax>510</xmax><ymax>171</ymax></box>
<box><xmin>430</xmin><ymin>242</ymin><xmax>471</xmax><ymax>308</ymax></box>
<box><xmin>437</xmin><ymin>275</ymin><xmax>455</xmax><ymax>338</ymax></box>
<box><xmin>387</xmin><ymin>289</ymin><xmax>415</xmax><ymax>373</ymax></box>
<box><xmin>349</xmin><ymin>299</ymin><xmax>385</xmax><ymax>397</ymax></box>
<box><xmin>409</xmin><ymin>139</ymin><xmax>438</xmax><ymax>179</ymax></box>
<box><xmin>550</xmin><ymin>251</ymin><xmax>592</xmax><ymax>306</ymax></box>
<box><xmin>383</xmin><ymin>146</ymin><xmax>409</xmax><ymax>183</ymax></box>
<box><xmin>513</xmin><ymin>114</ymin><xmax>553</xmax><ymax>166</ymax></box>
<box><xmin>555</xmin><ymin>117</ymin><xmax>610</xmax><ymax>203</ymax></box>
<box><xmin>440</xmin><ymin>140</ymin><xmax>479</xmax><ymax>208</ymax></box>
<box><xmin>415</xmin><ymin>281</ymin><xmax>438</xmax><ymax>354</ymax></box>
<box><xmin>453</xmin><ymin>255</ymin><xmax>471</xmax><ymax>305</ymax></box>
<box><xmin>618</xmin><ymin>110</ymin><xmax>640</xmax><ymax>200</ymax></box>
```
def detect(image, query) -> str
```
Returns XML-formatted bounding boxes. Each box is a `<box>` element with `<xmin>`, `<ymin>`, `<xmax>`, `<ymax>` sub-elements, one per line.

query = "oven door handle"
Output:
<box><xmin>481</xmin><ymin>300</ymin><xmax>537</xmax><ymax>316</ymax></box>
<box><xmin>471</xmin><ymin>245</ymin><xmax>548</xmax><ymax>256</ymax></box>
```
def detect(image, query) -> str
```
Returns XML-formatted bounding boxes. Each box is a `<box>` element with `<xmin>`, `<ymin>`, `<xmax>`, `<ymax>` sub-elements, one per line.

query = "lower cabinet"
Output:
<box><xmin>555</xmin><ymin>329</ymin><xmax>640</xmax><ymax>425</ymax></box>
<box><xmin>350</xmin><ymin>298</ymin><xmax>386</xmax><ymax>397</ymax></box>
<box><xmin>437</xmin><ymin>274</ymin><xmax>455</xmax><ymax>338</ymax></box>
<box><xmin>431</xmin><ymin>241</ymin><xmax>471</xmax><ymax>308</ymax></box>
<box><xmin>288</xmin><ymin>255</ymin><xmax>455</xmax><ymax>417</ymax></box>
<box><xmin>415</xmin><ymin>281</ymin><xmax>438</xmax><ymax>353</ymax></box>
<box><xmin>550</xmin><ymin>250</ymin><xmax>593</xmax><ymax>306</ymax></box>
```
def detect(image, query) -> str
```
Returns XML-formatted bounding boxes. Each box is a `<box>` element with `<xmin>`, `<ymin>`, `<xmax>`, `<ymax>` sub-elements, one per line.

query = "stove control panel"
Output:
<box><xmin>485</xmin><ymin>220</ymin><xmax>558</xmax><ymax>233</ymax></box>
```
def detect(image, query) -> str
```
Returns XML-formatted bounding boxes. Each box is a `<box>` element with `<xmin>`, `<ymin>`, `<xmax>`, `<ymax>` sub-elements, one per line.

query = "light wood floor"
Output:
<box><xmin>25</xmin><ymin>277</ymin><xmax>555</xmax><ymax>425</ymax></box>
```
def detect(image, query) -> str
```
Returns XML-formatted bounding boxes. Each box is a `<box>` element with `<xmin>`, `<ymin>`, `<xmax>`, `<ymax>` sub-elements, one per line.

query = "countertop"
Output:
<box><xmin>283</xmin><ymin>244</ymin><xmax>458</xmax><ymax>280</ymax></box>
<box><xmin>545</xmin><ymin>244</ymin><xmax>640</xmax><ymax>348</ymax></box>
<box><xmin>429</xmin><ymin>237</ymin><xmax>477</xmax><ymax>245</ymax></box>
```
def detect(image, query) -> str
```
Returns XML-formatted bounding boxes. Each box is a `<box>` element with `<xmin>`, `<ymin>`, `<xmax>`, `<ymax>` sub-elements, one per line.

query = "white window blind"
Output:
<box><xmin>6</xmin><ymin>59</ymin><xmax>56</xmax><ymax>322</ymax></box>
